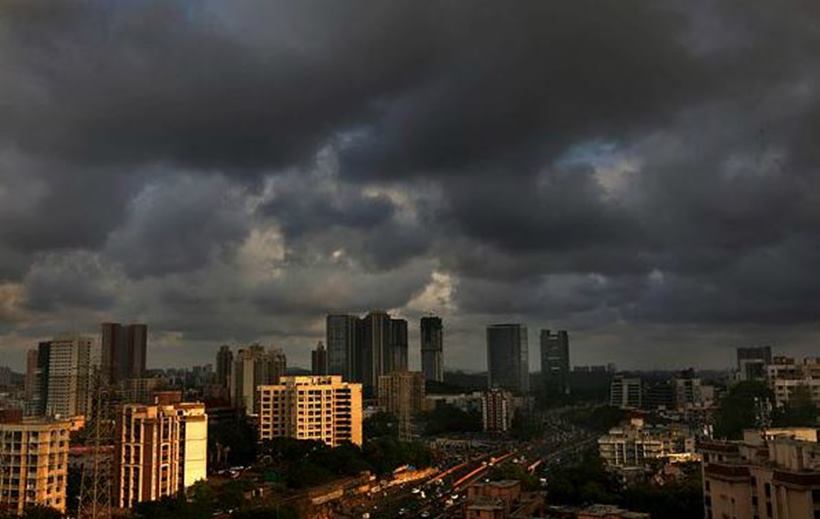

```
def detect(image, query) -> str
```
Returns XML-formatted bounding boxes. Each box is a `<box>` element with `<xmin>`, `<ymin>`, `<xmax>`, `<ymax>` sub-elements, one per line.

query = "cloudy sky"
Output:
<box><xmin>1</xmin><ymin>1</ymin><xmax>820</xmax><ymax>372</ymax></box>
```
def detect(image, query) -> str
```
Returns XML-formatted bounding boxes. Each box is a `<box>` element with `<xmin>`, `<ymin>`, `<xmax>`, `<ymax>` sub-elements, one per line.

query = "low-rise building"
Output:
<box><xmin>767</xmin><ymin>357</ymin><xmax>820</xmax><ymax>409</ymax></box>
<box><xmin>701</xmin><ymin>428</ymin><xmax>820</xmax><ymax>519</ymax></box>
<box><xmin>598</xmin><ymin>418</ymin><xmax>697</xmax><ymax>479</ymax></box>
<box><xmin>0</xmin><ymin>416</ymin><xmax>71</xmax><ymax>515</ymax></box>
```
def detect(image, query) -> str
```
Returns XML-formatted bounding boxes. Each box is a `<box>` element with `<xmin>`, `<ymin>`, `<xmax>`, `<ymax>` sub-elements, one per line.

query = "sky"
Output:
<box><xmin>2</xmin><ymin>0</ymin><xmax>820</xmax><ymax>372</ymax></box>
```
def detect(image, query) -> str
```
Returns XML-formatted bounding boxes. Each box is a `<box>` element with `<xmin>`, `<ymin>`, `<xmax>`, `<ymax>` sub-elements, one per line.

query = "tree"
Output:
<box><xmin>364</xmin><ymin>411</ymin><xmax>399</xmax><ymax>439</ymax></box>
<box><xmin>421</xmin><ymin>404</ymin><xmax>482</xmax><ymax>435</ymax></box>
<box><xmin>510</xmin><ymin>412</ymin><xmax>544</xmax><ymax>441</ymax></box>
<box><xmin>714</xmin><ymin>381</ymin><xmax>773</xmax><ymax>439</ymax></box>
<box><xmin>773</xmin><ymin>385</ymin><xmax>818</xmax><ymax>427</ymax></box>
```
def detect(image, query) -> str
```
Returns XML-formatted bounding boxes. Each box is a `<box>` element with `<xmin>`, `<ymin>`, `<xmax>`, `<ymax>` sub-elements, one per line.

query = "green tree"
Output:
<box><xmin>714</xmin><ymin>381</ymin><xmax>773</xmax><ymax>439</ymax></box>
<box><xmin>510</xmin><ymin>412</ymin><xmax>544</xmax><ymax>441</ymax></box>
<box><xmin>773</xmin><ymin>385</ymin><xmax>818</xmax><ymax>427</ymax></box>
<box><xmin>364</xmin><ymin>411</ymin><xmax>399</xmax><ymax>439</ymax></box>
<box><xmin>421</xmin><ymin>404</ymin><xmax>482</xmax><ymax>435</ymax></box>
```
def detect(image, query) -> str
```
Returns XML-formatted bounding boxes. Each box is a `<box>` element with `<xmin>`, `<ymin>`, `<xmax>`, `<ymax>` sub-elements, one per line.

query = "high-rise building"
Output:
<box><xmin>46</xmin><ymin>335</ymin><xmax>93</xmax><ymax>418</ymax></box>
<box><xmin>258</xmin><ymin>375</ymin><xmax>363</xmax><ymax>447</ymax></box>
<box><xmin>389</xmin><ymin>318</ymin><xmax>409</xmax><ymax>373</ymax></box>
<box><xmin>540</xmin><ymin>329</ymin><xmax>570</xmax><ymax>397</ymax></box>
<box><xmin>0</xmin><ymin>416</ymin><xmax>71</xmax><ymax>515</ymax></box>
<box><xmin>736</xmin><ymin>346</ymin><xmax>773</xmax><ymax>381</ymax></box>
<box><xmin>311</xmin><ymin>341</ymin><xmax>328</xmax><ymax>375</ymax></box>
<box><xmin>326</xmin><ymin>314</ymin><xmax>361</xmax><ymax>382</ymax></box>
<box><xmin>481</xmin><ymin>388</ymin><xmax>514</xmax><ymax>432</ymax></box>
<box><xmin>101</xmin><ymin>322</ymin><xmax>148</xmax><ymax>384</ymax></box>
<box><xmin>115</xmin><ymin>402</ymin><xmax>208</xmax><ymax>508</ymax></box>
<box><xmin>215</xmin><ymin>345</ymin><xmax>233</xmax><ymax>388</ymax></box>
<box><xmin>420</xmin><ymin>316</ymin><xmax>444</xmax><ymax>383</ymax></box>
<box><xmin>29</xmin><ymin>341</ymin><xmax>52</xmax><ymax>416</ymax></box>
<box><xmin>24</xmin><ymin>349</ymin><xmax>38</xmax><ymax>401</ymax></box>
<box><xmin>486</xmin><ymin>324</ymin><xmax>529</xmax><ymax>394</ymax></box>
<box><xmin>378</xmin><ymin>371</ymin><xmax>425</xmax><ymax>440</ymax></box>
<box><xmin>610</xmin><ymin>375</ymin><xmax>642</xmax><ymax>409</ymax></box>
<box><xmin>230</xmin><ymin>345</ymin><xmax>287</xmax><ymax>414</ymax></box>
<box><xmin>360</xmin><ymin>312</ymin><xmax>408</xmax><ymax>392</ymax></box>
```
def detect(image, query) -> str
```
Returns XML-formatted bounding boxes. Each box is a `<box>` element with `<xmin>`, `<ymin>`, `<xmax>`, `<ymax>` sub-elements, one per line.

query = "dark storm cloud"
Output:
<box><xmin>2</xmin><ymin>0</ymin><xmax>820</xmax><ymax>369</ymax></box>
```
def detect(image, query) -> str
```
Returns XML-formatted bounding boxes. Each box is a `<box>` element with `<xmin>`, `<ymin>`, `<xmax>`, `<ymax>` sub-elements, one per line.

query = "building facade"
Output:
<box><xmin>326</xmin><ymin>314</ymin><xmax>361</xmax><ymax>382</ymax></box>
<box><xmin>610</xmin><ymin>375</ymin><xmax>642</xmax><ymax>409</ymax></box>
<box><xmin>598</xmin><ymin>418</ymin><xmax>696</xmax><ymax>472</ymax></box>
<box><xmin>482</xmin><ymin>388</ymin><xmax>514</xmax><ymax>433</ymax></box>
<box><xmin>101</xmin><ymin>322</ymin><xmax>148</xmax><ymax>384</ymax></box>
<box><xmin>767</xmin><ymin>357</ymin><xmax>820</xmax><ymax>409</ymax></box>
<box><xmin>115</xmin><ymin>402</ymin><xmax>208</xmax><ymax>508</ymax></box>
<box><xmin>258</xmin><ymin>375</ymin><xmax>363</xmax><ymax>447</ymax></box>
<box><xmin>701</xmin><ymin>428</ymin><xmax>820</xmax><ymax>519</ymax></box>
<box><xmin>421</xmin><ymin>316</ymin><xmax>444</xmax><ymax>383</ymax></box>
<box><xmin>0</xmin><ymin>417</ymin><xmax>71</xmax><ymax>515</ymax></box>
<box><xmin>378</xmin><ymin>371</ymin><xmax>425</xmax><ymax>440</ymax></box>
<box><xmin>230</xmin><ymin>344</ymin><xmax>287</xmax><ymax>414</ymax></box>
<box><xmin>486</xmin><ymin>324</ymin><xmax>529</xmax><ymax>394</ymax></box>
<box><xmin>215</xmin><ymin>345</ymin><xmax>233</xmax><ymax>388</ymax></box>
<box><xmin>737</xmin><ymin>346</ymin><xmax>773</xmax><ymax>381</ymax></box>
<box><xmin>540</xmin><ymin>329</ymin><xmax>570</xmax><ymax>397</ymax></box>
<box><xmin>312</xmin><ymin>341</ymin><xmax>328</xmax><ymax>376</ymax></box>
<box><xmin>46</xmin><ymin>335</ymin><xmax>93</xmax><ymax>418</ymax></box>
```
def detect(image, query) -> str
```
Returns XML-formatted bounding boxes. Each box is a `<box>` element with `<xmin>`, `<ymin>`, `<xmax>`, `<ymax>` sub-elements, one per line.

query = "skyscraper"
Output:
<box><xmin>24</xmin><ymin>349</ymin><xmax>38</xmax><ymax>401</ymax></box>
<box><xmin>311</xmin><ymin>341</ymin><xmax>328</xmax><ymax>375</ymax></box>
<box><xmin>540</xmin><ymin>329</ymin><xmax>570</xmax><ymax>396</ymax></box>
<box><xmin>389</xmin><ymin>318</ymin><xmax>408</xmax><ymax>372</ymax></box>
<box><xmin>420</xmin><ymin>316</ymin><xmax>444</xmax><ymax>383</ymax></box>
<box><xmin>46</xmin><ymin>335</ymin><xmax>93</xmax><ymax>418</ymax></box>
<box><xmin>326</xmin><ymin>314</ymin><xmax>361</xmax><ymax>381</ymax></box>
<box><xmin>230</xmin><ymin>345</ymin><xmax>287</xmax><ymax>414</ymax></box>
<box><xmin>361</xmin><ymin>311</ymin><xmax>408</xmax><ymax>392</ymax></box>
<box><xmin>101</xmin><ymin>322</ymin><xmax>148</xmax><ymax>384</ymax></box>
<box><xmin>32</xmin><ymin>341</ymin><xmax>51</xmax><ymax>416</ymax></box>
<box><xmin>215</xmin><ymin>345</ymin><xmax>233</xmax><ymax>387</ymax></box>
<box><xmin>486</xmin><ymin>324</ymin><xmax>529</xmax><ymax>394</ymax></box>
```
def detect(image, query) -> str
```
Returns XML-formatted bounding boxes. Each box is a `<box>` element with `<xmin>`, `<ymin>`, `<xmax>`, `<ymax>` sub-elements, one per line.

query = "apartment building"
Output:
<box><xmin>258</xmin><ymin>375</ymin><xmax>363</xmax><ymax>447</ymax></box>
<box><xmin>701</xmin><ymin>428</ymin><xmax>820</xmax><ymax>519</ymax></box>
<box><xmin>767</xmin><ymin>357</ymin><xmax>820</xmax><ymax>409</ymax></box>
<box><xmin>598</xmin><ymin>418</ymin><xmax>696</xmax><ymax>476</ymax></box>
<box><xmin>482</xmin><ymin>388</ymin><xmax>514</xmax><ymax>433</ymax></box>
<box><xmin>0</xmin><ymin>417</ymin><xmax>71</xmax><ymax>515</ymax></box>
<box><xmin>378</xmin><ymin>371</ymin><xmax>425</xmax><ymax>440</ymax></box>
<box><xmin>45</xmin><ymin>335</ymin><xmax>93</xmax><ymax>418</ymax></box>
<box><xmin>610</xmin><ymin>376</ymin><xmax>642</xmax><ymax>409</ymax></box>
<box><xmin>115</xmin><ymin>402</ymin><xmax>208</xmax><ymax>508</ymax></box>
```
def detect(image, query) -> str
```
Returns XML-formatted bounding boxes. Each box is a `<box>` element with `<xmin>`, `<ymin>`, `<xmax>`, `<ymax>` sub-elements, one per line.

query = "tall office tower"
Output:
<box><xmin>326</xmin><ymin>314</ymin><xmax>361</xmax><ymax>381</ymax></box>
<box><xmin>312</xmin><ymin>341</ymin><xmax>328</xmax><ymax>375</ymax></box>
<box><xmin>482</xmin><ymin>388</ymin><xmax>514</xmax><ymax>432</ymax></box>
<box><xmin>114</xmin><ymin>402</ymin><xmax>207</xmax><ymax>508</ymax></box>
<box><xmin>540</xmin><ymin>329</ymin><xmax>570</xmax><ymax>397</ymax></box>
<box><xmin>486</xmin><ymin>324</ymin><xmax>530</xmax><ymax>394</ymax></box>
<box><xmin>420</xmin><ymin>316</ymin><xmax>444</xmax><ymax>383</ymax></box>
<box><xmin>378</xmin><ymin>371</ymin><xmax>425</xmax><ymax>440</ymax></box>
<box><xmin>31</xmin><ymin>341</ymin><xmax>52</xmax><ymax>416</ymax></box>
<box><xmin>215</xmin><ymin>345</ymin><xmax>233</xmax><ymax>387</ymax></box>
<box><xmin>46</xmin><ymin>335</ymin><xmax>93</xmax><ymax>418</ymax></box>
<box><xmin>361</xmin><ymin>311</ymin><xmax>391</xmax><ymax>392</ymax></box>
<box><xmin>736</xmin><ymin>346</ymin><xmax>773</xmax><ymax>381</ymax></box>
<box><xmin>360</xmin><ymin>312</ymin><xmax>409</xmax><ymax>393</ymax></box>
<box><xmin>0</xmin><ymin>416</ymin><xmax>71</xmax><ymax>515</ymax></box>
<box><xmin>230</xmin><ymin>345</ymin><xmax>287</xmax><ymax>414</ymax></box>
<box><xmin>101</xmin><ymin>322</ymin><xmax>148</xmax><ymax>384</ymax></box>
<box><xmin>258</xmin><ymin>375</ymin><xmax>363</xmax><ymax>447</ymax></box>
<box><xmin>610</xmin><ymin>375</ymin><xmax>642</xmax><ymax>409</ymax></box>
<box><xmin>24</xmin><ymin>349</ymin><xmax>38</xmax><ymax>400</ymax></box>
<box><xmin>389</xmin><ymin>318</ymin><xmax>409</xmax><ymax>372</ymax></box>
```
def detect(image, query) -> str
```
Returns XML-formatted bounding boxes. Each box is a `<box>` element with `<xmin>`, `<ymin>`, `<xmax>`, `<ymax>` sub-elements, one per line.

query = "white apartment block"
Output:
<box><xmin>258</xmin><ymin>375</ymin><xmax>363</xmax><ymax>447</ymax></box>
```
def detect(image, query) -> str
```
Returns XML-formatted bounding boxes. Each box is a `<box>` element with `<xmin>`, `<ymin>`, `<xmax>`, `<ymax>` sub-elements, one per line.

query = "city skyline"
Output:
<box><xmin>3</xmin><ymin>1</ymin><xmax>820</xmax><ymax>373</ymax></box>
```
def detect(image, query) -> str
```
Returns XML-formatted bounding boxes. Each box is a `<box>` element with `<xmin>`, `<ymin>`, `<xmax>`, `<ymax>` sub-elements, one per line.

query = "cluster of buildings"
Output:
<box><xmin>0</xmin><ymin>323</ymin><xmax>210</xmax><ymax>516</ymax></box>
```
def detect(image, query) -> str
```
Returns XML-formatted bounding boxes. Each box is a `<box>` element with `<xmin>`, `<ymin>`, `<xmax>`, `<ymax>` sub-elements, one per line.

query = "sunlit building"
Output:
<box><xmin>258</xmin><ymin>375</ymin><xmax>363</xmax><ymax>447</ymax></box>
<box><xmin>0</xmin><ymin>416</ymin><xmax>71</xmax><ymax>515</ymax></box>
